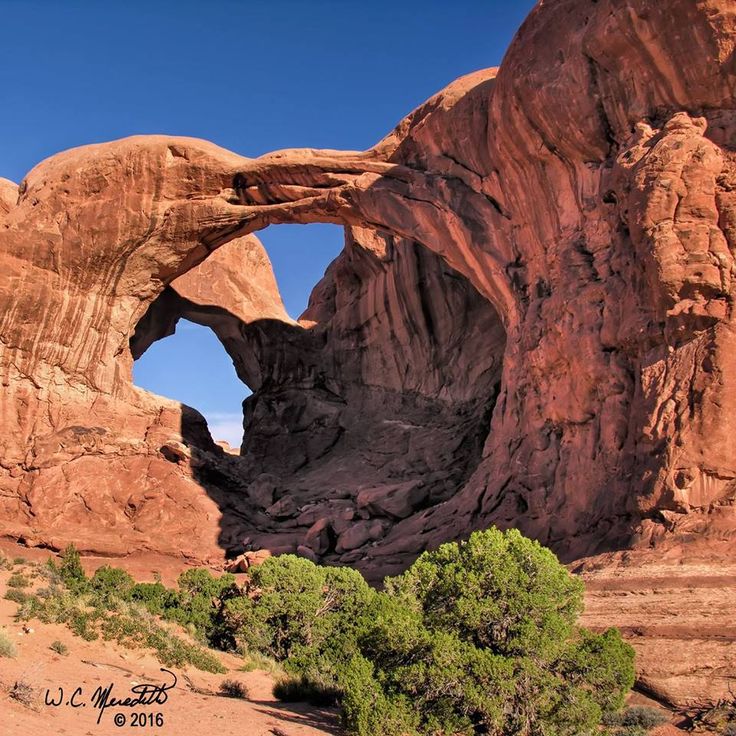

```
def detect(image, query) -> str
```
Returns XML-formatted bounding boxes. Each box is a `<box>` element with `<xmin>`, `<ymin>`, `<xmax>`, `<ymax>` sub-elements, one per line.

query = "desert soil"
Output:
<box><xmin>0</xmin><ymin>540</ymin><xmax>340</xmax><ymax>736</ymax></box>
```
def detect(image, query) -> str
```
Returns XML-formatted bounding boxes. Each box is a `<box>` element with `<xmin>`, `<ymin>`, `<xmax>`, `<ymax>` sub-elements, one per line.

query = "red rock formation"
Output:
<box><xmin>1</xmin><ymin>0</ymin><xmax>735</xmax><ymax>707</ymax></box>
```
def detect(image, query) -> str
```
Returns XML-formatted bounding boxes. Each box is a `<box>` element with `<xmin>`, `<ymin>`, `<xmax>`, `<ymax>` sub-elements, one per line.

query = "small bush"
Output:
<box><xmin>12</xmin><ymin>556</ymin><xmax>27</xmax><ymax>566</ymax></box>
<box><xmin>57</xmin><ymin>544</ymin><xmax>87</xmax><ymax>593</ymax></box>
<box><xmin>4</xmin><ymin>589</ymin><xmax>28</xmax><ymax>604</ymax></box>
<box><xmin>130</xmin><ymin>581</ymin><xmax>172</xmax><ymax>615</ymax></box>
<box><xmin>16</xmin><ymin>572</ymin><xmax>226</xmax><ymax>675</ymax></box>
<box><xmin>723</xmin><ymin>725</ymin><xmax>736</xmax><ymax>736</ymax></box>
<box><xmin>37</xmin><ymin>558</ymin><xmax>63</xmax><ymax>583</ymax></box>
<box><xmin>273</xmin><ymin>674</ymin><xmax>341</xmax><ymax>706</ymax></box>
<box><xmin>219</xmin><ymin>679</ymin><xmax>249</xmax><ymax>699</ymax></box>
<box><xmin>142</xmin><ymin>624</ymin><xmax>226</xmax><ymax>673</ymax></box>
<box><xmin>0</xmin><ymin>628</ymin><xmax>17</xmax><ymax>658</ymax></box>
<box><xmin>68</xmin><ymin>609</ymin><xmax>99</xmax><ymax>641</ymax></box>
<box><xmin>10</xmin><ymin>680</ymin><xmax>40</xmax><ymax>709</ymax></box>
<box><xmin>14</xmin><ymin>593</ymin><xmax>44</xmax><ymax>621</ymax></box>
<box><xmin>238</xmin><ymin>650</ymin><xmax>284</xmax><ymax>676</ymax></box>
<box><xmin>89</xmin><ymin>566</ymin><xmax>135</xmax><ymax>605</ymax></box>
<box><xmin>50</xmin><ymin>640</ymin><xmax>68</xmax><ymax>655</ymax></box>
<box><xmin>184</xmin><ymin>645</ymin><xmax>227</xmax><ymax>674</ymax></box>
<box><xmin>7</xmin><ymin>572</ymin><xmax>30</xmax><ymax>588</ymax></box>
<box><xmin>619</xmin><ymin>706</ymin><xmax>669</xmax><ymax>730</ymax></box>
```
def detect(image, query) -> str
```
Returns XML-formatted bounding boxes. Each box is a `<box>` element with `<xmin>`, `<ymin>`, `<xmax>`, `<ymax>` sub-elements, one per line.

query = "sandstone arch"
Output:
<box><xmin>1</xmin><ymin>0</ymin><xmax>736</xmax><ymax>703</ymax></box>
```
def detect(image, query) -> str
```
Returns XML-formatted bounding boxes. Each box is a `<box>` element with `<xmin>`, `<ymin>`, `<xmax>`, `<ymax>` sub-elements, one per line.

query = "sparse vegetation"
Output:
<box><xmin>7</xmin><ymin>571</ymin><xmax>30</xmax><ymax>588</ymax></box>
<box><xmin>688</xmin><ymin>698</ymin><xmax>736</xmax><ymax>733</ymax></box>
<box><xmin>219</xmin><ymin>678</ymin><xmax>249</xmax><ymax>699</ymax></box>
<box><xmin>12</xmin><ymin>588</ymin><xmax>226</xmax><ymax>672</ymax></box>
<box><xmin>0</xmin><ymin>528</ymin><xmax>636</xmax><ymax>734</ymax></box>
<box><xmin>603</xmin><ymin>705</ymin><xmax>670</xmax><ymax>735</ymax></box>
<box><xmin>273</xmin><ymin>673</ymin><xmax>341</xmax><ymax>706</ymax></box>
<box><xmin>4</xmin><ymin>588</ymin><xmax>28</xmax><ymax>604</ymax></box>
<box><xmin>55</xmin><ymin>543</ymin><xmax>87</xmax><ymax>593</ymax></box>
<box><xmin>7</xmin><ymin>546</ymin><xmax>227</xmax><ymax>674</ymax></box>
<box><xmin>50</xmin><ymin>639</ymin><xmax>69</xmax><ymax>655</ymax></box>
<box><xmin>0</xmin><ymin>627</ymin><xmax>17</xmax><ymax>658</ymax></box>
<box><xmin>237</xmin><ymin>650</ymin><xmax>284</xmax><ymax>676</ymax></box>
<box><xmin>9</xmin><ymin>679</ymin><xmax>40</xmax><ymax>709</ymax></box>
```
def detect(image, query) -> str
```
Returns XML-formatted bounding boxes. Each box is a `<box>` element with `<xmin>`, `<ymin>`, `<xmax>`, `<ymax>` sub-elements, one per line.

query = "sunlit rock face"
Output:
<box><xmin>1</xmin><ymin>0</ymin><xmax>736</xmax><ymax>707</ymax></box>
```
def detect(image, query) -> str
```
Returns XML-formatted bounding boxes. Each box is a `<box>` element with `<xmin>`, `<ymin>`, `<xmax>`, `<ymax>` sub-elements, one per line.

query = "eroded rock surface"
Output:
<box><xmin>1</xmin><ymin>0</ymin><xmax>735</xmax><ymax>707</ymax></box>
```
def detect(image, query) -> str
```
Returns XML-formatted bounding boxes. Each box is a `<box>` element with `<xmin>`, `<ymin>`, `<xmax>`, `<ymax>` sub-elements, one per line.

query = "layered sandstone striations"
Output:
<box><xmin>1</xmin><ymin>0</ymin><xmax>735</xmax><ymax>707</ymax></box>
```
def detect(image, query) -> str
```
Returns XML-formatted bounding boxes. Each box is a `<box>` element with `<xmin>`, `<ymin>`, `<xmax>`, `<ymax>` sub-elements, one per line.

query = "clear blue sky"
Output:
<box><xmin>0</xmin><ymin>0</ymin><xmax>535</xmax><ymax>445</ymax></box>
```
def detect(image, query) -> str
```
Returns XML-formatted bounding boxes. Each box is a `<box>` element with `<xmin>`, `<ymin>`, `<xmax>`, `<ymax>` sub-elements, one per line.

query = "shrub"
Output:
<box><xmin>69</xmin><ymin>609</ymin><xmax>99</xmax><ymax>641</ymax></box>
<box><xmin>14</xmin><ymin>592</ymin><xmax>44</xmax><ymax>621</ymax></box>
<box><xmin>339</xmin><ymin>655</ymin><xmax>420</xmax><ymax>736</ymax></box>
<box><xmin>219</xmin><ymin>679</ymin><xmax>249</xmax><ymax>699</ymax></box>
<box><xmin>386</xmin><ymin>527</ymin><xmax>585</xmax><ymax>658</ymax></box>
<box><xmin>178</xmin><ymin>568</ymin><xmax>236</xmax><ymax>599</ymax></box>
<box><xmin>89</xmin><ymin>566</ymin><xmax>135</xmax><ymax>605</ymax></box>
<box><xmin>618</xmin><ymin>706</ymin><xmax>669</xmax><ymax>730</ymax></box>
<box><xmin>223</xmin><ymin>555</ymin><xmax>374</xmax><ymax>685</ymax></box>
<box><xmin>129</xmin><ymin>581</ymin><xmax>172</xmax><ymax>615</ymax></box>
<box><xmin>12</xmin><ymin>556</ymin><xmax>27</xmax><ymax>566</ymax></box>
<box><xmin>4</xmin><ymin>589</ymin><xmax>28</xmax><ymax>604</ymax></box>
<box><xmin>144</xmin><ymin>627</ymin><xmax>225</xmax><ymax>673</ymax></box>
<box><xmin>7</xmin><ymin>572</ymin><xmax>30</xmax><ymax>588</ymax></box>
<box><xmin>57</xmin><ymin>544</ymin><xmax>87</xmax><ymax>593</ymax></box>
<box><xmin>724</xmin><ymin>725</ymin><xmax>736</xmax><ymax>736</ymax></box>
<box><xmin>50</xmin><ymin>640</ymin><xmax>68</xmax><ymax>655</ymax></box>
<box><xmin>339</xmin><ymin>528</ymin><xmax>636</xmax><ymax>736</ymax></box>
<box><xmin>0</xmin><ymin>628</ymin><xmax>17</xmax><ymax>658</ymax></box>
<box><xmin>148</xmin><ymin>569</ymin><xmax>240</xmax><ymax>645</ymax></box>
<box><xmin>9</xmin><ymin>680</ymin><xmax>39</xmax><ymax>709</ymax></box>
<box><xmin>273</xmin><ymin>673</ymin><xmax>340</xmax><ymax>706</ymax></box>
<box><xmin>37</xmin><ymin>558</ymin><xmax>63</xmax><ymax>584</ymax></box>
<box><xmin>238</xmin><ymin>650</ymin><xmax>284</xmax><ymax>676</ymax></box>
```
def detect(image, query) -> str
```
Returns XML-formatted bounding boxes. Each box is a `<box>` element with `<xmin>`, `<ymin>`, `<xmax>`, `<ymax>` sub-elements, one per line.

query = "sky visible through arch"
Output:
<box><xmin>0</xmin><ymin>0</ymin><xmax>536</xmax><ymax>446</ymax></box>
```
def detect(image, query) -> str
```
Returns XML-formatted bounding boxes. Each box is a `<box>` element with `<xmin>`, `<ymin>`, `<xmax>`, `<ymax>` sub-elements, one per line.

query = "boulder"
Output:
<box><xmin>336</xmin><ymin>521</ymin><xmax>385</xmax><ymax>553</ymax></box>
<box><xmin>357</xmin><ymin>481</ymin><xmax>428</xmax><ymax>520</ymax></box>
<box><xmin>304</xmin><ymin>518</ymin><xmax>334</xmax><ymax>556</ymax></box>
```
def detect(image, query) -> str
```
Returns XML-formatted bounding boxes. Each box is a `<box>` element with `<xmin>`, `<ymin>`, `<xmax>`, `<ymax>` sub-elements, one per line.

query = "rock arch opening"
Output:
<box><xmin>256</xmin><ymin>223</ymin><xmax>345</xmax><ymax>320</ymax></box>
<box><xmin>125</xmin><ymin>215</ymin><xmax>508</xmax><ymax>578</ymax></box>
<box><xmin>133</xmin><ymin>319</ymin><xmax>249</xmax><ymax>451</ymax></box>
<box><xmin>115</xmin><ymin>192</ymin><xmax>509</xmax><ymax>577</ymax></box>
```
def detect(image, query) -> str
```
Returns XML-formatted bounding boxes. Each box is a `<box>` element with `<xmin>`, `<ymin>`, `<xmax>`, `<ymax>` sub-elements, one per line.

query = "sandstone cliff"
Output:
<box><xmin>1</xmin><ymin>0</ymin><xmax>735</xmax><ymax>707</ymax></box>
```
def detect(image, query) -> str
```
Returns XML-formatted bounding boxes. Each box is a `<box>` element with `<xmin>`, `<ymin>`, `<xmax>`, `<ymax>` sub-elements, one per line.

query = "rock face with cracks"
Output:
<box><xmin>1</xmin><ymin>0</ymin><xmax>735</xmax><ymax>708</ymax></box>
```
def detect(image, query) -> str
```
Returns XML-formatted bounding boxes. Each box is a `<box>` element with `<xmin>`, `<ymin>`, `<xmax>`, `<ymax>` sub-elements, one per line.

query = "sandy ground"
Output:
<box><xmin>0</xmin><ymin>541</ymin><xmax>341</xmax><ymax>736</ymax></box>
